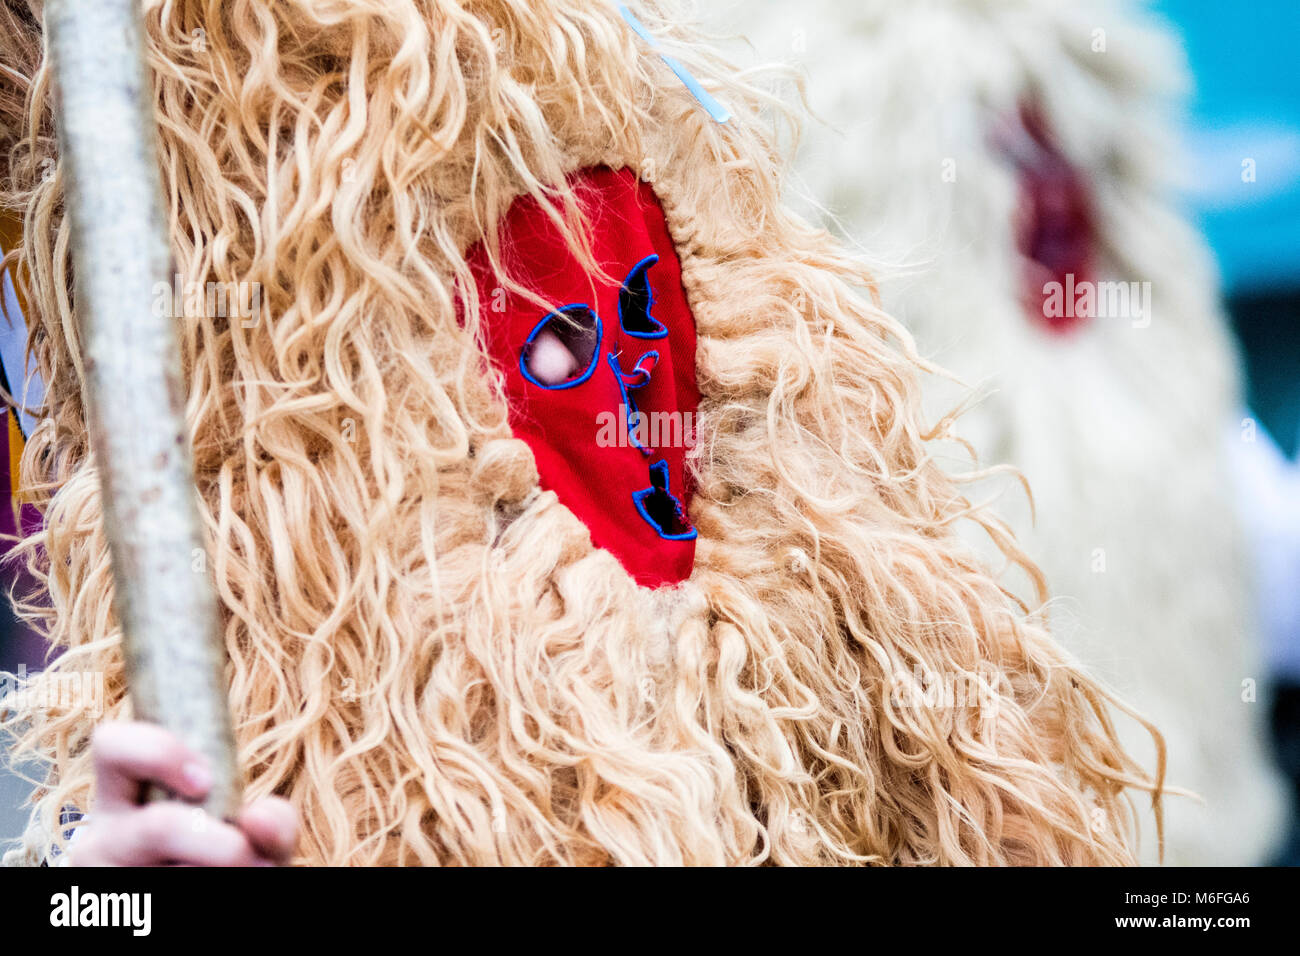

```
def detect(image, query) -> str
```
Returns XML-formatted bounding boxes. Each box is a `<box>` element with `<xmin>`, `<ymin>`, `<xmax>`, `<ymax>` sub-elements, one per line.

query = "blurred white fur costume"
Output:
<box><xmin>708</xmin><ymin>0</ymin><xmax>1286</xmax><ymax>864</ymax></box>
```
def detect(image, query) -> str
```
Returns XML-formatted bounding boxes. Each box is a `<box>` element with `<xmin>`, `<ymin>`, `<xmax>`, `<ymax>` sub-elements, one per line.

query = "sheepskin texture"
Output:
<box><xmin>0</xmin><ymin>0</ymin><xmax>1163</xmax><ymax>866</ymax></box>
<box><xmin>703</xmin><ymin>0</ymin><xmax>1285</xmax><ymax>864</ymax></box>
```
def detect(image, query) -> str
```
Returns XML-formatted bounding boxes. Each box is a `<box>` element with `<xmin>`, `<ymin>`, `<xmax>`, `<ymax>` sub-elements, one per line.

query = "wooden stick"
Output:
<box><xmin>46</xmin><ymin>0</ymin><xmax>240</xmax><ymax>818</ymax></box>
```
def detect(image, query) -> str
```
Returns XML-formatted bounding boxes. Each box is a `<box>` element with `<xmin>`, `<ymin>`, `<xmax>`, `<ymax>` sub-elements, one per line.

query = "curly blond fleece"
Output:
<box><xmin>702</xmin><ymin>0</ymin><xmax>1285</xmax><ymax>864</ymax></box>
<box><xmin>1</xmin><ymin>0</ymin><xmax>1159</xmax><ymax>865</ymax></box>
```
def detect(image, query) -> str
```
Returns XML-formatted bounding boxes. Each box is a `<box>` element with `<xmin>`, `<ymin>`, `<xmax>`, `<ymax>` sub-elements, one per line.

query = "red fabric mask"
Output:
<box><xmin>468</xmin><ymin>167</ymin><xmax>700</xmax><ymax>588</ymax></box>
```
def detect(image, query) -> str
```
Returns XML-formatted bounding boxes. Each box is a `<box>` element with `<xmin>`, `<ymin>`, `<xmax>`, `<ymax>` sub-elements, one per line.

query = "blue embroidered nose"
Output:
<box><xmin>606</xmin><ymin>348</ymin><xmax>659</xmax><ymax>455</ymax></box>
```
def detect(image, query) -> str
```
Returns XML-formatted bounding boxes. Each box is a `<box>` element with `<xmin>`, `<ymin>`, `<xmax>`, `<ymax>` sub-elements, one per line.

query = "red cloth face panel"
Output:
<box><xmin>468</xmin><ymin>167</ymin><xmax>700</xmax><ymax>588</ymax></box>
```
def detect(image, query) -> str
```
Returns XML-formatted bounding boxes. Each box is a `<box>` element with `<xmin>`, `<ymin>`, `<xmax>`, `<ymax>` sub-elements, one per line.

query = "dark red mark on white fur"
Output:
<box><xmin>994</xmin><ymin>102</ymin><xmax>1098</xmax><ymax>335</ymax></box>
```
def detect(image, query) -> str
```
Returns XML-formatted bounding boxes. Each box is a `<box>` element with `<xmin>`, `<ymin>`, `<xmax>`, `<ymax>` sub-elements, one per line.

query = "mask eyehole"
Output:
<box><xmin>520</xmin><ymin>304</ymin><xmax>602</xmax><ymax>389</ymax></box>
<box><xmin>619</xmin><ymin>255</ymin><xmax>667</xmax><ymax>339</ymax></box>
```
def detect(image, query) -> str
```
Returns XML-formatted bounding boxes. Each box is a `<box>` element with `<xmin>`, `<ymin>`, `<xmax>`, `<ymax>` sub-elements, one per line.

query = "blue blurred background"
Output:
<box><xmin>1155</xmin><ymin>0</ymin><xmax>1300</xmax><ymax>454</ymax></box>
<box><xmin>1154</xmin><ymin>0</ymin><xmax>1300</xmax><ymax>865</ymax></box>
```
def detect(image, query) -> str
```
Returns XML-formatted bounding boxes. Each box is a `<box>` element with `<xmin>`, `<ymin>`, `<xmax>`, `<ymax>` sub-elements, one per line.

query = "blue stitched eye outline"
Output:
<box><xmin>519</xmin><ymin>304</ymin><xmax>603</xmax><ymax>390</ymax></box>
<box><xmin>619</xmin><ymin>255</ymin><xmax>668</xmax><ymax>339</ymax></box>
<box><xmin>632</xmin><ymin>459</ymin><xmax>697</xmax><ymax>541</ymax></box>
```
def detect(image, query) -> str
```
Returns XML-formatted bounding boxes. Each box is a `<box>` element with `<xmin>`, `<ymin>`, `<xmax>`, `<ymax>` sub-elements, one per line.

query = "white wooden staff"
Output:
<box><xmin>46</xmin><ymin>0</ymin><xmax>240</xmax><ymax>818</ymax></box>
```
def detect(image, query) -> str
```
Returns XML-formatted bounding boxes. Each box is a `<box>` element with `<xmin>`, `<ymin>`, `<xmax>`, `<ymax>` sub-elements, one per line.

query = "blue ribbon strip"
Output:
<box><xmin>618</xmin><ymin>5</ymin><xmax>732</xmax><ymax>124</ymax></box>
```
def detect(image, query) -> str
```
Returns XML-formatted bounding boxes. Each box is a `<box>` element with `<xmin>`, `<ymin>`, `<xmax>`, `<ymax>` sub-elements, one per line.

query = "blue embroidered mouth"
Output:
<box><xmin>633</xmin><ymin>459</ymin><xmax>696</xmax><ymax>540</ymax></box>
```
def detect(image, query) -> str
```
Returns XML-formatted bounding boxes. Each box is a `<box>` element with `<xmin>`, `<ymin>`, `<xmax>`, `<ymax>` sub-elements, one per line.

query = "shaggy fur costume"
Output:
<box><xmin>705</xmin><ymin>0</ymin><xmax>1285</xmax><ymax>864</ymax></box>
<box><xmin>0</xmin><ymin>0</ymin><xmax>1161</xmax><ymax>866</ymax></box>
